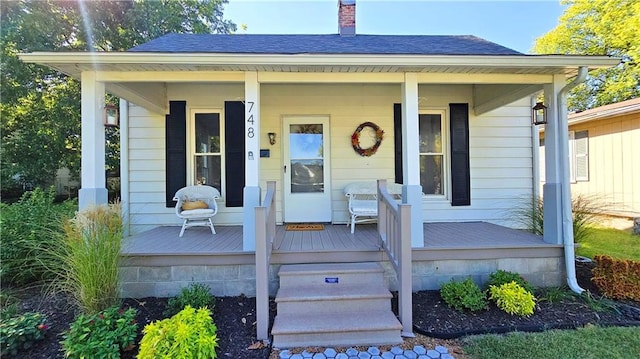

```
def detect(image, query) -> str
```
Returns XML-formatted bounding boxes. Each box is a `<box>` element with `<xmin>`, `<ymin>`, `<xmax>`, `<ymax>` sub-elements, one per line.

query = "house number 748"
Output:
<box><xmin>246</xmin><ymin>101</ymin><xmax>255</xmax><ymax>139</ymax></box>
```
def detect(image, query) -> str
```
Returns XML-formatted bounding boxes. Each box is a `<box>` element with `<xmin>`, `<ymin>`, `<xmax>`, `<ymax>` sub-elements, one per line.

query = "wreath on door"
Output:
<box><xmin>351</xmin><ymin>122</ymin><xmax>384</xmax><ymax>157</ymax></box>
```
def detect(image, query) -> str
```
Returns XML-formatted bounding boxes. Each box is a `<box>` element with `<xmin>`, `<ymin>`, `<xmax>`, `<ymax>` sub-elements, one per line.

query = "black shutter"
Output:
<box><xmin>393</xmin><ymin>103</ymin><xmax>403</xmax><ymax>184</ymax></box>
<box><xmin>165</xmin><ymin>101</ymin><xmax>187</xmax><ymax>207</ymax></box>
<box><xmin>450</xmin><ymin>103</ymin><xmax>470</xmax><ymax>206</ymax></box>
<box><xmin>224</xmin><ymin>101</ymin><xmax>245</xmax><ymax>207</ymax></box>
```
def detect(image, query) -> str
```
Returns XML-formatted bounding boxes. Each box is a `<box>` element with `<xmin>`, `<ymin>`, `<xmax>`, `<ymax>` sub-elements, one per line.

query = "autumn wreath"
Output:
<box><xmin>351</xmin><ymin>122</ymin><xmax>384</xmax><ymax>157</ymax></box>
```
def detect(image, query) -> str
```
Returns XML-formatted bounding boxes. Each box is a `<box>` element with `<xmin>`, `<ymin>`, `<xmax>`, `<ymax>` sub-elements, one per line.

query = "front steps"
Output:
<box><xmin>271</xmin><ymin>262</ymin><xmax>402</xmax><ymax>348</ymax></box>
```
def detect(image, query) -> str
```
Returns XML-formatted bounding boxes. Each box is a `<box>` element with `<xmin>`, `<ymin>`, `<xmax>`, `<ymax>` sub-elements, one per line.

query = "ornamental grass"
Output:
<box><xmin>43</xmin><ymin>203</ymin><xmax>124</xmax><ymax>314</ymax></box>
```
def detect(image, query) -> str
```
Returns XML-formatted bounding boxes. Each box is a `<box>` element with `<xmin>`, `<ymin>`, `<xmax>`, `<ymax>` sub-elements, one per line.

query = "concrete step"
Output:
<box><xmin>278</xmin><ymin>262</ymin><xmax>384</xmax><ymax>288</ymax></box>
<box><xmin>275</xmin><ymin>284</ymin><xmax>392</xmax><ymax>314</ymax></box>
<box><xmin>271</xmin><ymin>310</ymin><xmax>403</xmax><ymax>349</ymax></box>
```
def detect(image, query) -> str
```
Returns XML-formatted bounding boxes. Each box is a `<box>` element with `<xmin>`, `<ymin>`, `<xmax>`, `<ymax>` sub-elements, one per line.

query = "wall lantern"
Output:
<box><xmin>532</xmin><ymin>102</ymin><xmax>547</xmax><ymax>126</ymax></box>
<box><xmin>268</xmin><ymin>132</ymin><xmax>276</xmax><ymax>145</ymax></box>
<box><xmin>104</xmin><ymin>104</ymin><xmax>119</xmax><ymax>127</ymax></box>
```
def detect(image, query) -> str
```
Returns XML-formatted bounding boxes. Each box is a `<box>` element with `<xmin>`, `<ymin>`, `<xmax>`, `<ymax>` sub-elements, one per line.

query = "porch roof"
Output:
<box><xmin>20</xmin><ymin>33</ymin><xmax>619</xmax><ymax>79</ymax></box>
<box><xmin>128</xmin><ymin>34</ymin><xmax>523</xmax><ymax>56</ymax></box>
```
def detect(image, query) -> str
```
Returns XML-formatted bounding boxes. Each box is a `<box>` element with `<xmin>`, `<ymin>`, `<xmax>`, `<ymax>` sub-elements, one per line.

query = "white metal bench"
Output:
<box><xmin>343</xmin><ymin>181</ymin><xmax>403</xmax><ymax>234</ymax></box>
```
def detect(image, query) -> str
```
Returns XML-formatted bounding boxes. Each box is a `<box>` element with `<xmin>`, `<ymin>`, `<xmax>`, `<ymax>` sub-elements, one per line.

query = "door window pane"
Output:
<box><xmin>290</xmin><ymin>124</ymin><xmax>324</xmax><ymax>193</ymax></box>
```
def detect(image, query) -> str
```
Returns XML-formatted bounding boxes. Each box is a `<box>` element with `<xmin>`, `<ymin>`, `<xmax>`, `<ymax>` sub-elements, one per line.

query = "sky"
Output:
<box><xmin>224</xmin><ymin>0</ymin><xmax>566</xmax><ymax>54</ymax></box>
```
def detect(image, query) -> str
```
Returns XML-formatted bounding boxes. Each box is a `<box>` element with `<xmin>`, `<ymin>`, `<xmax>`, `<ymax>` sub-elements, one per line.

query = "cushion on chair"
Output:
<box><xmin>181</xmin><ymin>200</ymin><xmax>208</xmax><ymax>210</ymax></box>
<box><xmin>180</xmin><ymin>208</ymin><xmax>215</xmax><ymax>217</ymax></box>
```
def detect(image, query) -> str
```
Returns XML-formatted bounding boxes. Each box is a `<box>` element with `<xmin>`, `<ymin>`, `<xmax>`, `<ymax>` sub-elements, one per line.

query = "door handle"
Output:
<box><xmin>284</xmin><ymin>165</ymin><xmax>287</xmax><ymax>173</ymax></box>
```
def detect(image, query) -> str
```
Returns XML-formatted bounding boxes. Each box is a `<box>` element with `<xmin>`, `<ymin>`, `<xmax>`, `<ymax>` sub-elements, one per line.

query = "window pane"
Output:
<box><xmin>420</xmin><ymin>155</ymin><xmax>443</xmax><ymax>195</ymax></box>
<box><xmin>291</xmin><ymin>159</ymin><xmax>324</xmax><ymax>193</ymax></box>
<box><xmin>195</xmin><ymin>113</ymin><xmax>220</xmax><ymax>153</ymax></box>
<box><xmin>195</xmin><ymin>155</ymin><xmax>221</xmax><ymax>192</ymax></box>
<box><xmin>419</xmin><ymin>114</ymin><xmax>442</xmax><ymax>153</ymax></box>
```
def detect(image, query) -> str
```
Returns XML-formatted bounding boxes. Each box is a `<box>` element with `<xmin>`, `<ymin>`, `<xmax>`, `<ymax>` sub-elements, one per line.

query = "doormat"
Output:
<box><xmin>285</xmin><ymin>223</ymin><xmax>324</xmax><ymax>231</ymax></box>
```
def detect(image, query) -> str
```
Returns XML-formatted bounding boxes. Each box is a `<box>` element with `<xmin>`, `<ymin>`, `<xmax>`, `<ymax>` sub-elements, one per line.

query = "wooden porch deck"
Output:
<box><xmin>121</xmin><ymin>222</ymin><xmax>561</xmax><ymax>266</ymax></box>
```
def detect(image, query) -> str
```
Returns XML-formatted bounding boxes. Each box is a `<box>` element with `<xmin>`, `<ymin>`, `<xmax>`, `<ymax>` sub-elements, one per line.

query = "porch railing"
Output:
<box><xmin>255</xmin><ymin>181</ymin><xmax>276</xmax><ymax>341</ymax></box>
<box><xmin>377</xmin><ymin>179</ymin><xmax>413</xmax><ymax>337</ymax></box>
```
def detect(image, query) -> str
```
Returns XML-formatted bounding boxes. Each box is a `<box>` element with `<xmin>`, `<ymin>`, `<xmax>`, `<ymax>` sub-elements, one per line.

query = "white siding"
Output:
<box><xmin>126</xmin><ymin>83</ymin><xmax>534</xmax><ymax>232</ymax></box>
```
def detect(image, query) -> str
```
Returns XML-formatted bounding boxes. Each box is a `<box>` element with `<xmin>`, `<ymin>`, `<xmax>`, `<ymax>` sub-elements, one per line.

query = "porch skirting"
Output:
<box><xmin>119</xmin><ymin>223</ymin><xmax>565</xmax><ymax>298</ymax></box>
<box><xmin>119</xmin><ymin>256</ymin><xmax>565</xmax><ymax>298</ymax></box>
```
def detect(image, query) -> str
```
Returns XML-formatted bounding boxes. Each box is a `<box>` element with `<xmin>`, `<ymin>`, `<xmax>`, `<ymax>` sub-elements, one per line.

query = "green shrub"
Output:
<box><xmin>440</xmin><ymin>278</ymin><xmax>487</xmax><ymax>312</ymax></box>
<box><xmin>489</xmin><ymin>281</ymin><xmax>536</xmax><ymax>317</ymax></box>
<box><xmin>138</xmin><ymin>305</ymin><xmax>218</xmax><ymax>359</ymax></box>
<box><xmin>487</xmin><ymin>270</ymin><xmax>535</xmax><ymax>294</ymax></box>
<box><xmin>164</xmin><ymin>282</ymin><xmax>215</xmax><ymax>317</ymax></box>
<box><xmin>0</xmin><ymin>187</ymin><xmax>76</xmax><ymax>285</ymax></box>
<box><xmin>0</xmin><ymin>312</ymin><xmax>47</xmax><ymax>356</ymax></box>
<box><xmin>61</xmin><ymin>306</ymin><xmax>137</xmax><ymax>359</ymax></box>
<box><xmin>45</xmin><ymin>203</ymin><xmax>124</xmax><ymax>313</ymax></box>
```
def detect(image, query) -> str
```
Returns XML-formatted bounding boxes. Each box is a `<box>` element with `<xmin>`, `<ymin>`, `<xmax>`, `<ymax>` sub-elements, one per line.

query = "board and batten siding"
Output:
<box><xmin>126</xmin><ymin>83</ymin><xmax>534</xmax><ymax>233</ymax></box>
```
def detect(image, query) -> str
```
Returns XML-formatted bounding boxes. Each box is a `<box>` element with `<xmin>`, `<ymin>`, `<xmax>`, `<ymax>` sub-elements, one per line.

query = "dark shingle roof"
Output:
<box><xmin>128</xmin><ymin>34</ymin><xmax>522</xmax><ymax>55</ymax></box>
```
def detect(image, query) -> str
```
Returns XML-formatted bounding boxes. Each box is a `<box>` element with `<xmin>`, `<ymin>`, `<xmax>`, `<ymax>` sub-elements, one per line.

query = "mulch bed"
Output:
<box><xmin>6</xmin><ymin>261</ymin><xmax>640</xmax><ymax>359</ymax></box>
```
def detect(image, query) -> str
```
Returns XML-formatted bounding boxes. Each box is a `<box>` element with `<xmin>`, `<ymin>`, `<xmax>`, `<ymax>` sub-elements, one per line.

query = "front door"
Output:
<box><xmin>283</xmin><ymin>116</ymin><xmax>332</xmax><ymax>222</ymax></box>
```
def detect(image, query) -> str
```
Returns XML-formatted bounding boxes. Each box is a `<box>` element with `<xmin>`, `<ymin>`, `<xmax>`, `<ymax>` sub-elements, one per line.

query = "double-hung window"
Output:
<box><xmin>193</xmin><ymin>112</ymin><xmax>222</xmax><ymax>192</ymax></box>
<box><xmin>419</xmin><ymin>111</ymin><xmax>448</xmax><ymax>196</ymax></box>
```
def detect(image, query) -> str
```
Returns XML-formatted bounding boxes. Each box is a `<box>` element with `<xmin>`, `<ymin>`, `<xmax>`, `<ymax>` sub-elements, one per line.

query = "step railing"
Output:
<box><xmin>255</xmin><ymin>181</ymin><xmax>276</xmax><ymax>341</ymax></box>
<box><xmin>377</xmin><ymin>179</ymin><xmax>413</xmax><ymax>337</ymax></box>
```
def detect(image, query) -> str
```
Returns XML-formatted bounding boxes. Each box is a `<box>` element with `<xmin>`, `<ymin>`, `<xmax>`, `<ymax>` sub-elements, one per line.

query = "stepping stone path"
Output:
<box><xmin>278</xmin><ymin>345</ymin><xmax>455</xmax><ymax>359</ymax></box>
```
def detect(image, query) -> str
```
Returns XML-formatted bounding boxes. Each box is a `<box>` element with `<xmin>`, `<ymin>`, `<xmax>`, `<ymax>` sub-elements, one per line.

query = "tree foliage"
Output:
<box><xmin>533</xmin><ymin>0</ymin><xmax>639</xmax><ymax>111</ymax></box>
<box><xmin>1</xmin><ymin>0</ymin><xmax>236</xmax><ymax>196</ymax></box>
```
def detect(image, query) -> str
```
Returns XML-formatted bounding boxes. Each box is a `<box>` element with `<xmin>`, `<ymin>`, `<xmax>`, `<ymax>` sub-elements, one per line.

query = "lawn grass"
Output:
<box><xmin>576</xmin><ymin>226</ymin><xmax>640</xmax><ymax>261</ymax></box>
<box><xmin>462</xmin><ymin>326</ymin><xmax>640</xmax><ymax>359</ymax></box>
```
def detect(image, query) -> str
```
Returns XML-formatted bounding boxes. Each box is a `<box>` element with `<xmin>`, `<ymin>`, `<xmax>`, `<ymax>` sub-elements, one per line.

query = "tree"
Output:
<box><xmin>1</xmin><ymin>0</ymin><xmax>237</xmax><ymax>197</ymax></box>
<box><xmin>533</xmin><ymin>0</ymin><xmax>639</xmax><ymax>111</ymax></box>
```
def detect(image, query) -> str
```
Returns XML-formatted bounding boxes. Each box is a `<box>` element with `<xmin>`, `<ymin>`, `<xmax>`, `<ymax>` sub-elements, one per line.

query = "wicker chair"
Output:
<box><xmin>173</xmin><ymin>185</ymin><xmax>220</xmax><ymax>237</ymax></box>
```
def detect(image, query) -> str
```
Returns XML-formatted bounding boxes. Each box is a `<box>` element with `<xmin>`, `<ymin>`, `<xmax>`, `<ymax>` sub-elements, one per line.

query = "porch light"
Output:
<box><xmin>103</xmin><ymin>104</ymin><xmax>119</xmax><ymax>127</ymax></box>
<box><xmin>532</xmin><ymin>102</ymin><xmax>547</xmax><ymax>126</ymax></box>
<box><xmin>268</xmin><ymin>132</ymin><xmax>276</xmax><ymax>145</ymax></box>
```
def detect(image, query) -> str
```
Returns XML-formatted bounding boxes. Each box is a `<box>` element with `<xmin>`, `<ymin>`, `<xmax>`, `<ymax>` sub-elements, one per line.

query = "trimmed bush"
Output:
<box><xmin>440</xmin><ymin>278</ymin><xmax>488</xmax><ymax>312</ymax></box>
<box><xmin>487</xmin><ymin>270</ymin><xmax>535</xmax><ymax>294</ymax></box>
<box><xmin>138</xmin><ymin>305</ymin><xmax>218</xmax><ymax>359</ymax></box>
<box><xmin>61</xmin><ymin>306</ymin><xmax>137</xmax><ymax>359</ymax></box>
<box><xmin>489</xmin><ymin>281</ymin><xmax>537</xmax><ymax>317</ymax></box>
<box><xmin>164</xmin><ymin>282</ymin><xmax>215</xmax><ymax>317</ymax></box>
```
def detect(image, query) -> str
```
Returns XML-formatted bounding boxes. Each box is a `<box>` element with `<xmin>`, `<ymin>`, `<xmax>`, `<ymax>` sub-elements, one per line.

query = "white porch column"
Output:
<box><xmin>401</xmin><ymin>73</ymin><xmax>424</xmax><ymax>248</ymax></box>
<box><xmin>78</xmin><ymin>71</ymin><xmax>108</xmax><ymax>210</ymax></box>
<box><xmin>542</xmin><ymin>75</ymin><xmax>564</xmax><ymax>244</ymax></box>
<box><xmin>243</xmin><ymin>71</ymin><xmax>261</xmax><ymax>251</ymax></box>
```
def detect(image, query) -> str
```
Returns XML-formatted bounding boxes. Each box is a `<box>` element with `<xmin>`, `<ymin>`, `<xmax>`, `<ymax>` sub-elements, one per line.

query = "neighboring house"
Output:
<box><xmin>539</xmin><ymin>98</ymin><xmax>640</xmax><ymax>217</ymax></box>
<box><xmin>21</xmin><ymin>0</ymin><xmax>619</xmax><ymax>345</ymax></box>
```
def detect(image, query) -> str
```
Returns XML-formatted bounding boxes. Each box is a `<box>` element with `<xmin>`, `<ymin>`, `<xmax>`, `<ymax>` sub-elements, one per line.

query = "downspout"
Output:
<box><xmin>557</xmin><ymin>67</ymin><xmax>588</xmax><ymax>294</ymax></box>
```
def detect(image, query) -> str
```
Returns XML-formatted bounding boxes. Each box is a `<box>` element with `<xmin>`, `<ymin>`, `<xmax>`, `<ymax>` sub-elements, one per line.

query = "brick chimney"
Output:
<box><xmin>338</xmin><ymin>0</ymin><xmax>355</xmax><ymax>36</ymax></box>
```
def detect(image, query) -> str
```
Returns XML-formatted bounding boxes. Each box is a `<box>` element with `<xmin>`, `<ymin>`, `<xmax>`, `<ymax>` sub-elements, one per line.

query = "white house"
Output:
<box><xmin>20</xmin><ymin>0</ymin><xmax>619</xmax><ymax>346</ymax></box>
